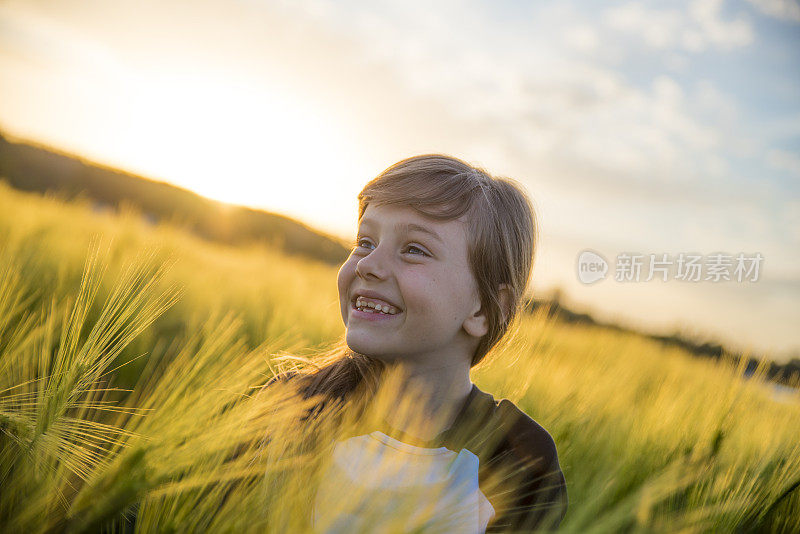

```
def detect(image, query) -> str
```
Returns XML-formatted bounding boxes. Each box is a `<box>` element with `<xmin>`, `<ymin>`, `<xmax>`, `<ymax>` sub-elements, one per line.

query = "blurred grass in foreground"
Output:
<box><xmin>0</xmin><ymin>181</ymin><xmax>798</xmax><ymax>533</ymax></box>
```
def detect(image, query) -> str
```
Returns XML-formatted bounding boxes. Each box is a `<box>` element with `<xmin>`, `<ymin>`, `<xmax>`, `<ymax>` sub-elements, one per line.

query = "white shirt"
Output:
<box><xmin>312</xmin><ymin>430</ymin><xmax>495</xmax><ymax>534</ymax></box>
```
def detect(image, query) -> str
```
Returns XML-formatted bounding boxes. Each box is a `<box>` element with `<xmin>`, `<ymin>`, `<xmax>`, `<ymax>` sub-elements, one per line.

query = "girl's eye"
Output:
<box><xmin>353</xmin><ymin>239</ymin><xmax>428</xmax><ymax>257</ymax></box>
<box><xmin>404</xmin><ymin>245</ymin><xmax>428</xmax><ymax>256</ymax></box>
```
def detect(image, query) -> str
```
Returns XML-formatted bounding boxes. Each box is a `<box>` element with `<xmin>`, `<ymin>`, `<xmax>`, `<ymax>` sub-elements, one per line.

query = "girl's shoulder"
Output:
<box><xmin>466</xmin><ymin>388</ymin><xmax>567</xmax><ymax>532</ymax></box>
<box><xmin>461</xmin><ymin>385</ymin><xmax>560</xmax><ymax>465</ymax></box>
<box><xmin>492</xmin><ymin>397</ymin><xmax>561</xmax><ymax>468</ymax></box>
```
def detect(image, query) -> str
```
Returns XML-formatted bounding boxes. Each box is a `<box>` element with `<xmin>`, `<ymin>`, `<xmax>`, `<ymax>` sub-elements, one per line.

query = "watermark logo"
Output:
<box><xmin>577</xmin><ymin>251</ymin><xmax>763</xmax><ymax>284</ymax></box>
<box><xmin>577</xmin><ymin>249</ymin><xmax>609</xmax><ymax>284</ymax></box>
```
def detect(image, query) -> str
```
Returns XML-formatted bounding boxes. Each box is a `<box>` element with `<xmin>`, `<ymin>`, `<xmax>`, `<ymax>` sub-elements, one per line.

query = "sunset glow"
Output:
<box><xmin>1</xmin><ymin>0</ymin><xmax>798</xmax><ymax>359</ymax></box>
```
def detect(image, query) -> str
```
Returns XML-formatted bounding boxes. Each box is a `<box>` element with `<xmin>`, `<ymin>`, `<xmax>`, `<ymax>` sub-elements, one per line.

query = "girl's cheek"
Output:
<box><xmin>337</xmin><ymin>260</ymin><xmax>354</xmax><ymax>292</ymax></box>
<box><xmin>337</xmin><ymin>259</ymin><xmax>359</xmax><ymax>313</ymax></box>
<box><xmin>337</xmin><ymin>265</ymin><xmax>352</xmax><ymax>325</ymax></box>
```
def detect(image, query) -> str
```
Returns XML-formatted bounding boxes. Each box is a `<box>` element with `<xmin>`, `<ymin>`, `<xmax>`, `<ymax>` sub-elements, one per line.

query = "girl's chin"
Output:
<box><xmin>345</xmin><ymin>336</ymin><xmax>395</xmax><ymax>359</ymax></box>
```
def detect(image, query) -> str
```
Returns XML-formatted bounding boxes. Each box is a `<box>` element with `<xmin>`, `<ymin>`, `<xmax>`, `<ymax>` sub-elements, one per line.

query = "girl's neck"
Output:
<box><xmin>379</xmin><ymin>361</ymin><xmax>473</xmax><ymax>442</ymax></box>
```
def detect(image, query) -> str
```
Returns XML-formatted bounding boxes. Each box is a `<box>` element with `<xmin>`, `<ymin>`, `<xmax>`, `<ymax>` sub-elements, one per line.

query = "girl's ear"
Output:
<box><xmin>463</xmin><ymin>283</ymin><xmax>512</xmax><ymax>338</ymax></box>
<box><xmin>462</xmin><ymin>310</ymin><xmax>488</xmax><ymax>339</ymax></box>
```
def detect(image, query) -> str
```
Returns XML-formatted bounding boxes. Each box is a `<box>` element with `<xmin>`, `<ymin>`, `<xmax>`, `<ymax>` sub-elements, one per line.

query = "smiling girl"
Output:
<box><xmin>269</xmin><ymin>155</ymin><xmax>567</xmax><ymax>533</ymax></box>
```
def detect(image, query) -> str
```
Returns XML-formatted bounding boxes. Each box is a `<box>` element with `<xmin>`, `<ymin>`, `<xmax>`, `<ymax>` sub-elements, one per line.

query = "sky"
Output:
<box><xmin>1</xmin><ymin>0</ymin><xmax>798</xmax><ymax>361</ymax></box>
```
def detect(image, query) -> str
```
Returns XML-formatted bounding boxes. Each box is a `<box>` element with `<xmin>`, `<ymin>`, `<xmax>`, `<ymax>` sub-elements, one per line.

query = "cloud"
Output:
<box><xmin>564</xmin><ymin>24</ymin><xmax>600</xmax><ymax>53</ymax></box>
<box><xmin>766</xmin><ymin>148</ymin><xmax>800</xmax><ymax>177</ymax></box>
<box><xmin>0</xmin><ymin>4</ymin><xmax>131</xmax><ymax>81</ymax></box>
<box><xmin>689</xmin><ymin>0</ymin><xmax>754</xmax><ymax>49</ymax></box>
<box><xmin>604</xmin><ymin>0</ymin><xmax>753</xmax><ymax>52</ymax></box>
<box><xmin>745</xmin><ymin>0</ymin><xmax>800</xmax><ymax>22</ymax></box>
<box><xmin>276</xmin><ymin>1</ymin><xmax>772</xmax><ymax>220</ymax></box>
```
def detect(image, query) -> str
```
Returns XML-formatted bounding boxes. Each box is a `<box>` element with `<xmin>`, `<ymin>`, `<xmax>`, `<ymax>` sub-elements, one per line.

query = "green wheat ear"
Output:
<box><xmin>65</xmin><ymin>446</ymin><xmax>150</xmax><ymax>534</ymax></box>
<box><xmin>0</xmin><ymin>236</ymin><xmax>183</xmax><ymax>533</ymax></box>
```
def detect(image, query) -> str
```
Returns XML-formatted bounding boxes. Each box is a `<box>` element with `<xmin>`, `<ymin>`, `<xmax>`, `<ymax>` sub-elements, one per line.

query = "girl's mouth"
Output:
<box><xmin>350</xmin><ymin>300</ymin><xmax>402</xmax><ymax>321</ymax></box>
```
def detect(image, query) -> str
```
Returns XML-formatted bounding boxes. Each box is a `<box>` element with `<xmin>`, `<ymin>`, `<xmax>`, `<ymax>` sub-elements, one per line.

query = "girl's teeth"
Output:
<box><xmin>355</xmin><ymin>297</ymin><xmax>398</xmax><ymax>315</ymax></box>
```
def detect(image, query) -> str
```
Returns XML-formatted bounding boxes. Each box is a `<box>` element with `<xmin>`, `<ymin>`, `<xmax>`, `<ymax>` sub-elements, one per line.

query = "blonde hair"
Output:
<box><xmin>270</xmin><ymin>154</ymin><xmax>538</xmax><ymax>412</ymax></box>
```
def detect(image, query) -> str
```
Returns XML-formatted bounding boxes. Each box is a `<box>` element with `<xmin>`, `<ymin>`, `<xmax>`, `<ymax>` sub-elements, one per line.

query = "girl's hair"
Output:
<box><xmin>271</xmin><ymin>154</ymin><xmax>538</xmax><ymax>412</ymax></box>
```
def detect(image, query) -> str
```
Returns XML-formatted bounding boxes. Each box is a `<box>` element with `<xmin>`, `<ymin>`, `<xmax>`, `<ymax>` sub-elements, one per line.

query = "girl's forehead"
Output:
<box><xmin>360</xmin><ymin>203</ymin><xmax>467</xmax><ymax>225</ymax></box>
<box><xmin>359</xmin><ymin>204</ymin><xmax>472</xmax><ymax>250</ymax></box>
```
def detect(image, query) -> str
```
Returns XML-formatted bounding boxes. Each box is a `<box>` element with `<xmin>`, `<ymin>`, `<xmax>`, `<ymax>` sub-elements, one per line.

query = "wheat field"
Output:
<box><xmin>1</xmin><ymin>180</ymin><xmax>798</xmax><ymax>533</ymax></box>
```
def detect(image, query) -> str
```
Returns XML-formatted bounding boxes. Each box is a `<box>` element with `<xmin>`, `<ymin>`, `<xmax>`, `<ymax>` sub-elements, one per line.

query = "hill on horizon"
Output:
<box><xmin>0</xmin><ymin>130</ymin><xmax>351</xmax><ymax>266</ymax></box>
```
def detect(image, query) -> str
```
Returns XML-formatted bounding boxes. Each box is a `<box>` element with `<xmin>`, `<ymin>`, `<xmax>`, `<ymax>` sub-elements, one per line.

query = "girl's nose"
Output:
<box><xmin>355</xmin><ymin>245</ymin><xmax>390</xmax><ymax>281</ymax></box>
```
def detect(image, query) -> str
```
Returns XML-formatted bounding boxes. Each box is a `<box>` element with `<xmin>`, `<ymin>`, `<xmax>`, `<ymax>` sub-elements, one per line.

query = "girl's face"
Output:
<box><xmin>337</xmin><ymin>203</ymin><xmax>488</xmax><ymax>367</ymax></box>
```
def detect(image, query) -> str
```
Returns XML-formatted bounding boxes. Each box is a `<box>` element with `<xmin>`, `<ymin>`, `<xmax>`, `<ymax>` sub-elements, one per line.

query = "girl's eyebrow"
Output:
<box><xmin>359</xmin><ymin>217</ymin><xmax>444</xmax><ymax>244</ymax></box>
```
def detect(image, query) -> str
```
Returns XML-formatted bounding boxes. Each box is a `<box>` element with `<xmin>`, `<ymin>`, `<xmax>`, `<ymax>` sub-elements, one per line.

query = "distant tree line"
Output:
<box><xmin>526</xmin><ymin>292</ymin><xmax>800</xmax><ymax>390</ymax></box>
